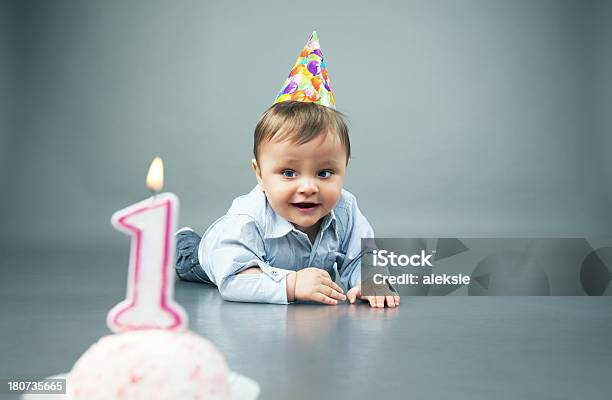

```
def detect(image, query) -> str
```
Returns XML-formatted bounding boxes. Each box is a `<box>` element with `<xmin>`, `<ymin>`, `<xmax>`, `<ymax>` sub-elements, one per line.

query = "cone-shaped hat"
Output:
<box><xmin>273</xmin><ymin>31</ymin><xmax>335</xmax><ymax>108</ymax></box>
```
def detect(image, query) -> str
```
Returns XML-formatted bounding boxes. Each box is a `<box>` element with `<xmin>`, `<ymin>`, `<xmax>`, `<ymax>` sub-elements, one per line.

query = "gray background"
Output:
<box><xmin>1</xmin><ymin>0</ymin><xmax>612</xmax><ymax>252</ymax></box>
<box><xmin>1</xmin><ymin>2</ymin><xmax>612</xmax><ymax>399</ymax></box>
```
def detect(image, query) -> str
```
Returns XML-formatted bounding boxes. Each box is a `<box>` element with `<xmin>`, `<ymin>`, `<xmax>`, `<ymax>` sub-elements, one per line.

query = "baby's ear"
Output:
<box><xmin>251</xmin><ymin>158</ymin><xmax>265</xmax><ymax>191</ymax></box>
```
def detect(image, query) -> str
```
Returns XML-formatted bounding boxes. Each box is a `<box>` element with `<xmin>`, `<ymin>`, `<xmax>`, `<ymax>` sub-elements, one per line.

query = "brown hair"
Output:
<box><xmin>253</xmin><ymin>101</ymin><xmax>350</xmax><ymax>163</ymax></box>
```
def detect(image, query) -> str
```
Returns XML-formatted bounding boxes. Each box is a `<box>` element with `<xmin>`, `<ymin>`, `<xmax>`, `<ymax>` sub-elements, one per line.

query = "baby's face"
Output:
<box><xmin>253</xmin><ymin>132</ymin><xmax>347</xmax><ymax>236</ymax></box>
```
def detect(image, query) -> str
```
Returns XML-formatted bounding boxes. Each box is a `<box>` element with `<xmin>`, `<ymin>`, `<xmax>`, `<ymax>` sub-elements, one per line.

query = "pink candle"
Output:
<box><xmin>107</xmin><ymin>157</ymin><xmax>188</xmax><ymax>332</ymax></box>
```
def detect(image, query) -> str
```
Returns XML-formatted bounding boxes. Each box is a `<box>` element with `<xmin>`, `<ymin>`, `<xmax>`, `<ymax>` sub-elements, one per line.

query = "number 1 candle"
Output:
<box><xmin>107</xmin><ymin>157</ymin><xmax>188</xmax><ymax>332</ymax></box>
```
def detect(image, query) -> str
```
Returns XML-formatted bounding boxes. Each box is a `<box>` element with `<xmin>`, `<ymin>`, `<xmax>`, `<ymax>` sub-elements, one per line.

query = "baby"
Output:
<box><xmin>175</xmin><ymin>32</ymin><xmax>399</xmax><ymax>308</ymax></box>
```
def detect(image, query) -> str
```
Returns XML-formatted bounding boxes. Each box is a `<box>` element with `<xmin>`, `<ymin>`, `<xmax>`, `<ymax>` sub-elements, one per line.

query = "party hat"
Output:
<box><xmin>273</xmin><ymin>31</ymin><xmax>335</xmax><ymax>108</ymax></box>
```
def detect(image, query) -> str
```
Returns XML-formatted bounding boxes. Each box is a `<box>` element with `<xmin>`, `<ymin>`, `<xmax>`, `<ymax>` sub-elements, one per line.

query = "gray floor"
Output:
<box><xmin>1</xmin><ymin>248</ymin><xmax>611</xmax><ymax>400</ymax></box>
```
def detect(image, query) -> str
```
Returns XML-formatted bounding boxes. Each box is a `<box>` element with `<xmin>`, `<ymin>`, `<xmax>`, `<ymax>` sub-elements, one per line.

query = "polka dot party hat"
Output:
<box><xmin>273</xmin><ymin>31</ymin><xmax>335</xmax><ymax>109</ymax></box>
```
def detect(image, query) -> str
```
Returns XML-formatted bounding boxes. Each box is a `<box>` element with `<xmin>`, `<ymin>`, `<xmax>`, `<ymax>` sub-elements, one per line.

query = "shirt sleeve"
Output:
<box><xmin>337</xmin><ymin>194</ymin><xmax>375</xmax><ymax>291</ymax></box>
<box><xmin>199</xmin><ymin>214</ymin><xmax>292</xmax><ymax>304</ymax></box>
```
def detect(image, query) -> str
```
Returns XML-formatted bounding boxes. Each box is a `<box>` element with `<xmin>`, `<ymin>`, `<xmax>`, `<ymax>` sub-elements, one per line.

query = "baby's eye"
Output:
<box><xmin>281</xmin><ymin>169</ymin><xmax>296</xmax><ymax>178</ymax></box>
<box><xmin>318</xmin><ymin>170</ymin><xmax>333</xmax><ymax>178</ymax></box>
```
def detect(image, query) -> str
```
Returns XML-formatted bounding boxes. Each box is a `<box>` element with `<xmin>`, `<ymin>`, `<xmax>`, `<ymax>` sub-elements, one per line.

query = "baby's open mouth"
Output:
<box><xmin>291</xmin><ymin>202</ymin><xmax>320</xmax><ymax>209</ymax></box>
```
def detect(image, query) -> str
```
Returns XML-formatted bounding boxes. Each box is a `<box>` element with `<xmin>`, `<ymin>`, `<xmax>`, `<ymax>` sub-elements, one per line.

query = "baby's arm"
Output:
<box><xmin>201</xmin><ymin>215</ymin><xmax>290</xmax><ymax>304</ymax></box>
<box><xmin>202</xmin><ymin>215</ymin><xmax>344</xmax><ymax>305</ymax></box>
<box><xmin>238</xmin><ymin>267</ymin><xmax>346</xmax><ymax>305</ymax></box>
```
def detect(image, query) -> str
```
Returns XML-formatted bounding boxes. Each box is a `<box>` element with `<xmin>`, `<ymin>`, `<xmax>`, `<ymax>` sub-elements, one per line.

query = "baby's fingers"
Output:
<box><xmin>320</xmin><ymin>284</ymin><xmax>346</xmax><ymax>301</ymax></box>
<box><xmin>364</xmin><ymin>296</ymin><xmax>376</xmax><ymax>308</ymax></box>
<box><xmin>322</xmin><ymin>278</ymin><xmax>344</xmax><ymax>295</ymax></box>
<box><xmin>313</xmin><ymin>292</ymin><xmax>338</xmax><ymax>305</ymax></box>
<box><xmin>331</xmin><ymin>281</ymin><xmax>345</xmax><ymax>295</ymax></box>
<box><xmin>361</xmin><ymin>295</ymin><xmax>401</xmax><ymax>308</ymax></box>
<box><xmin>347</xmin><ymin>287</ymin><xmax>360</xmax><ymax>303</ymax></box>
<box><xmin>364</xmin><ymin>296</ymin><xmax>384</xmax><ymax>308</ymax></box>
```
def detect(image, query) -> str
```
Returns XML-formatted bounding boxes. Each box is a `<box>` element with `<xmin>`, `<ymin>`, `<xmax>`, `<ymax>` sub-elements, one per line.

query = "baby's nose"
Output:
<box><xmin>297</xmin><ymin>178</ymin><xmax>319</xmax><ymax>194</ymax></box>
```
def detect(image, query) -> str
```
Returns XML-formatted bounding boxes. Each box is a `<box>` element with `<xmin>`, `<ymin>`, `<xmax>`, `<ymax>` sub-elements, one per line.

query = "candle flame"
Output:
<box><xmin>146</xmin><ymin>157</ymin><xmax>164</xmax><ymax>193</ymax></box>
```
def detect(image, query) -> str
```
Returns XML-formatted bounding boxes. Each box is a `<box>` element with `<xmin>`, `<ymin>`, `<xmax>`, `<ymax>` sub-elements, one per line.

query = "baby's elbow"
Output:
<box><xmin>218</xmin><ymin>282</ymin><xmax>239</xmax><ymax>302</ymax></box>
<box><xmin>219</xmin><ymin>292</ymin><xmax>235</xmax><ymax>302</ymax></box>
<box><xmin>219</xmin><ymin>267</ymin><xmax>261</xmax><ymax>301</ymax></box>
<box><xmin>217</xmin><ymin>275</ymin><xmax>250</xmax><ymax>303</ymax></box>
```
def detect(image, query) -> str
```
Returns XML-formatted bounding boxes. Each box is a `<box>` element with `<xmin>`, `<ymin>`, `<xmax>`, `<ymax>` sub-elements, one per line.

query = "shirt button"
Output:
<box><xmin>271</xmin><ymin>270</ymin><xmax>278</xmax><ymax>275</ymax></box>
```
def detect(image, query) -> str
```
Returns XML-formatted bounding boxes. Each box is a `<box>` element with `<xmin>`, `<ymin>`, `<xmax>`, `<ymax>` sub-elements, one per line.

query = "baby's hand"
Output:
<box><xmin>346</xmin><ymin>284</ymin><xmax>400</xmax><ymax>308</ymax></box>
<box><xmin>291</xmin><ymin>268</ymin><xmax>346</xmax><ymax>305</ymax></box>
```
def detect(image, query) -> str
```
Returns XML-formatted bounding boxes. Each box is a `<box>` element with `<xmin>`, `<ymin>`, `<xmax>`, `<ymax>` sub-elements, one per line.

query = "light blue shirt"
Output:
<box><xmin>198</xmin><ymin>185</ymin><xmax>374</xmax><ymax>304</ymax></box>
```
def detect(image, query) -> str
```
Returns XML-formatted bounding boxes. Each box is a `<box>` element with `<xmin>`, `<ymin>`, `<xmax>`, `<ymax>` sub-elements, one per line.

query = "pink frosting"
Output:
<box><xmin>66</xmin><ymin>330</ymin><xmax>230</xmax><ymax>400</ymax></box>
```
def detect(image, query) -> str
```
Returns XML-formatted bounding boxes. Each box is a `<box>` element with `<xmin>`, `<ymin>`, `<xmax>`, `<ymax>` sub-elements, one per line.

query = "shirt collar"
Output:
<box><xmin>264</xmin><ymin>200</ymin><xmax>338</xmax><ymax>240</ymax></box>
